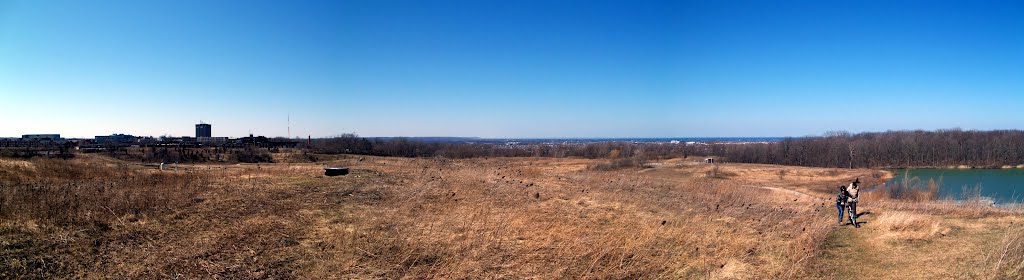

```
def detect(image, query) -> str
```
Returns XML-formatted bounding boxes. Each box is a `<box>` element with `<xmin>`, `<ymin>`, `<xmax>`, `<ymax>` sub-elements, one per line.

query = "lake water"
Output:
<box><xmin>885</xmin><ymin>169</ymin><xmax>1024</xmax><ymax>204</ymax></box>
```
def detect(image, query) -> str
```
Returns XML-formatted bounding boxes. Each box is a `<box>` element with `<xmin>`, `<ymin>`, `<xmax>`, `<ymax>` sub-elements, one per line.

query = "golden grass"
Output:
<box><xmin>1</xmin><ymin>155</ymin><xmax>1021</xmax><ymax>279</ymax></box>
<box><xmin>985</xmin><ymin>225</ymin><xmax>1024</xmax><ymax>279</ymax></box>
<box><xmin>871</xmin><ymin>211</ymin><xmax>946</xmax><ymax>240</ymax></box>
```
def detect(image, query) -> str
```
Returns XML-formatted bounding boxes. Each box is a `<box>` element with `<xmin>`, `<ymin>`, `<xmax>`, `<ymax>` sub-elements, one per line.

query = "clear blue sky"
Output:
<box><xmin>2</xmin><ymin>0</ymin><xmax>1022</xmax><ymax>138</ymax></box>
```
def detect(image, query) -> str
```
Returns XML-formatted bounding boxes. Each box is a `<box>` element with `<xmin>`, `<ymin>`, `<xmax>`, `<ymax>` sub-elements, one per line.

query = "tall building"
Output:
<box><xmin>196</xmin><ymin>123</ymin><xmax>212</xmax><ymax>138</ymax></box>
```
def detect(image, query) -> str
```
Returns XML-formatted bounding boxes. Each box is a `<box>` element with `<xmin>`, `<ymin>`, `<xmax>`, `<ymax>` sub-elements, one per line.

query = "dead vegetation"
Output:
<box><xmin>877</xmin><ymin>170</ymin><xmax>941</xmax><ymax>201</ymax></box>
<box><xmin>1</xmin><ymin>157</ymin><xmax>208</xmax><ymax>226</ymax></box>
<box><xmin>704</xmin><ymin>164</ymin><xmax>737</xmax><ymax>179</ymax></box>
<box><xmin>871</xmin><ymin>211</ymin><xmax>946</xmax><ymax>240</ymax></box>
<box><xmin>1</xmin><ymin>155</ymin><xmax>1021</xmax><ymax>279</ymax></box>
<box><xmin>985</xmin><ymin>225</ymin><xmax>1024</xmax><ymax>279</ymax></box>
<box><xmin>587</xmin><ymin>156</ymin><xmax>647</xmax><ymax>171</ymax></box>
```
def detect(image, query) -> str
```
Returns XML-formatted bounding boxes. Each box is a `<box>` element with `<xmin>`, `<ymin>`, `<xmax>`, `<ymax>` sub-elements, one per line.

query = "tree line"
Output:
<box><xmin>310</xmin><ymin>134</ymin><xmax>688</xmax><ymax>160</ymax></box>
<box><xmin>311</xmin><ymin>130</ymin><xmax>1024</xmax><ymax>168</ymax></box>
<box><xmin>711</xmin><ymin>130</ymin><xmax>1024</xmax><ymax>168</ymax></box>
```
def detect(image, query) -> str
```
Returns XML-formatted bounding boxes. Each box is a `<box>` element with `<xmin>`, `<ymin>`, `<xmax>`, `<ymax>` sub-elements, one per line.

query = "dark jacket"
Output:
<box><xmin>836</xmin><ymin>187</ymin><xmax>848</xmax><ymax>205</ymax></box>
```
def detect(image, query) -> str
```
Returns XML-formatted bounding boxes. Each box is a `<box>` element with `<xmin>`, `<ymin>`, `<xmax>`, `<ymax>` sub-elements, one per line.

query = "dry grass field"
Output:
<box><xmin>2</xmin><ymin>154</ymin><xmax>1022</xmax><ymax>279</ymax></box>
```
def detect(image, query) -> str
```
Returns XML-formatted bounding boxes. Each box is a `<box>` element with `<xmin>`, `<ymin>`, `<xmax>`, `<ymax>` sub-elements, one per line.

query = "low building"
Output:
<box><xmin>95</xmin><ymin>134</ymin><xmax>137</xmax><ymax>144</ymax></box>
<box><xmin>197</xmin><ymin>136</ymin><xmax>229</xmax><ymax>145</ymax></box>
<box><xmin>22</xmin><ymin>134</ymin><xmax>62</xmax><ymax>141</ymax></box>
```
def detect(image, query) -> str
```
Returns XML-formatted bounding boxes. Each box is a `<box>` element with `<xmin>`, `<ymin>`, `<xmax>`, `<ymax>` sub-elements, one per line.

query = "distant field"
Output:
<box><xmin>1</xmin><ymin>153</ymin><xmax>1022</xmax><ymax>279</ymax></box>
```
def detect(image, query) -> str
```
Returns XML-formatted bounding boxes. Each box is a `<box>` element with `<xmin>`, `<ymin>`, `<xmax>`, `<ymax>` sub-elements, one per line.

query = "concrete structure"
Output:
<box><xmin>22</xmin><ymin>134</ymin><xmax>61</xmax><ymax>141</ymax></box>
<box><xmin>196</xmin><ymin>123</ymin><xmax>212</xmax><ymax>138</ymax></box>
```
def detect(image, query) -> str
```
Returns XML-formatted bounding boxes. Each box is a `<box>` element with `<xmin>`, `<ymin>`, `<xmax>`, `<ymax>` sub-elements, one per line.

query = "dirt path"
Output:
<box><xmin>726</xmin><ymin>161</ymin><xmax>1008</xmax><ymax>279</ymax></box>
<box><xmin>813</xmin><ymin>208</ymin><xmax>1019</xmax><ymax>279</ymax></box>
<box><xmin>749</xmin><ymin>183</ymin><xmax>1021</xmax><ymax>279</ymax></box>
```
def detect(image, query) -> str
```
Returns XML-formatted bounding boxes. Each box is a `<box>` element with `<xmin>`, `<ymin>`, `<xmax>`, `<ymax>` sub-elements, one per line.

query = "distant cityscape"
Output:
<box><xmin>2</xmin><ymin>122</ymin><xmax>300</xmax><ymax>150</ymax></box>
<box><xmin>4</xmin><ymin>122</ymin><xmax>786</xmax><ymax>151</ymax></box>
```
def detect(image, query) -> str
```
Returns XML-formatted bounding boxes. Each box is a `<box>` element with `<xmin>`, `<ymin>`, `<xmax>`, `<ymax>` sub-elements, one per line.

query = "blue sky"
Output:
<box><xmin>1</xmin><ymin>0</ymin><xmax>1022</xmax><ymax>138</ymax></box>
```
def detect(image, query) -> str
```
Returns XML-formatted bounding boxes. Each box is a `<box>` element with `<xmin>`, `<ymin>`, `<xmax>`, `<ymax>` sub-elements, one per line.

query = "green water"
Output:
<box><xmin>885</xmin><ymin>169</ymin><xmax>1024</xmax><ymax>204</ymax></box>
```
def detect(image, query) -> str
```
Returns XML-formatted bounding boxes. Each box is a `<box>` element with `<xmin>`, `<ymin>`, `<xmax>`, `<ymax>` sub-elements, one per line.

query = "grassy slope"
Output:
<box><xmin>2</xmin><ymin>154</ymin><xmax>1022</xmax><ymax>279</ymax></box>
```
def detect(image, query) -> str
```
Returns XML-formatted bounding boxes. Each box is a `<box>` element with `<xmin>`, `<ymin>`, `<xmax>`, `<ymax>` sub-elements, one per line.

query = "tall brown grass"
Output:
<box><xmin>879</xmin><ymin>170</ymin><xmax>941</xmax><ymax>201</ymax></box>
<box><xmin>1</xmin><ymin>158</ymin><xmax>207</xmax><ymax>227</ymax></box>
<box><xmin>871</xmin><ymin>211</ymin><xmax>944</xmax><ymax>240</ymax></box>
<box><xmin>4</xmin><ymin>155</ymin><xmax>1014</xmax><ymax>278</ymax></box>
<box><xmin>320</xmin><ymin>159</ymin><xmax>839</xmax><ymax>278</ymax></box>
<box><xmin>1</xmin><ymin>158</ymin><xmax>212</xmax><ymax>278</ymax></box>
<box><xmin>986</xmin><ymin>225</ymin><xmax>1024</xmax><ymax>279</ymax></box>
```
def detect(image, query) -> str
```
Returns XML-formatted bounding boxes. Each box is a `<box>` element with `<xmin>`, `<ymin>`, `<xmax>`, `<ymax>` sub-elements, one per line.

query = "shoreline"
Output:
<box><xmin>880</xmin><ymin>164</ymin><xmax>1024</xmax><ymax>170</ymax></box>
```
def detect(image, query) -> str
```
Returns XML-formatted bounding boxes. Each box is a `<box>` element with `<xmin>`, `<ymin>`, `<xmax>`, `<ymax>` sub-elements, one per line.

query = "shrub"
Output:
<box><xmin>706</xmin><ymin>164</ymin><xmax>735</xmax><ymax>178</ymax></box>
<box><xmin>882</xmin><ymin>171</ymin><xmax>941</xmax><ymax>201</ymax></box>
<box><xmin>589</xmin><ymin>157</ymin><xmax>644</xmax><ymax>171</ymax></box>
<box><xmin>235</xmin><ymin>148</ymin><xmax>273</xmax><ymax>163</ymax></box>
<box><xmin>986</xmin><ymin>226</ymin><xmax>1024</xmax><ymax>279</ymax></box>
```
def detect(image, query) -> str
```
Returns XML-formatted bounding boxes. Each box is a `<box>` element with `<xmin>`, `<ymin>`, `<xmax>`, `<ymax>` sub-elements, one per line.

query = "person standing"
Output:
<box><xmin>836</xmin><ymin>185</ymin><xmax>848</xmax><ymax>225</ymax></box>
<box><xmin>847</xmin><ymin>178</ymin><xmax>861</xmax><ymax>228</ymax></box>
<box><xmin>848</xmin><ymin>178</ymin><xmax>861</xmax><ymax>216</ymax></box>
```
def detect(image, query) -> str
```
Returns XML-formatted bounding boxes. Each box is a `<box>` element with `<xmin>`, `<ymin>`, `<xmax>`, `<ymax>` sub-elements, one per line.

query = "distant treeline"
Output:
<box><xmin>88</xmin><ymin>146</ymin><xmax>274</xmax><ymax>163</ymax></box>
<box><xmin>310</xmin><ymin>134</ymin><xmax>686</xmax><ymax>160</ymax></box>
<box><xmin>313</xmin><ymin>130</ymin><xmax>1024</xmax><ymax>168</ymax></box>
<box><xmin>709</xmin><ymin>130</ymin><xmax>1024</xmax><ymax>168</ymax></box>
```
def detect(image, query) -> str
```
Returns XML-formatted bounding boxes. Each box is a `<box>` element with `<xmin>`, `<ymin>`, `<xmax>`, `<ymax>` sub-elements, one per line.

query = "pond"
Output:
<box><xmin>885</xmin><ymin>168</ymin><xmax>1024</xmax><ymax>204</ymax></box>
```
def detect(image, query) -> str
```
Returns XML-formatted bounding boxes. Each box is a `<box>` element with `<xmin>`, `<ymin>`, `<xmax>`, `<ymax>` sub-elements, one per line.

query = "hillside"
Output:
<box><xmin>2</xmin><ymin>154</ymin><xmax>1021</xmax><ymax>278</ymax></box>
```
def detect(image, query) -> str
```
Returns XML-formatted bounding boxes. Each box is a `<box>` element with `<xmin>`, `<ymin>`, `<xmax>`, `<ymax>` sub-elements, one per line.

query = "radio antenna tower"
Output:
<box><xmin>287</xmin><ymin>113</ymin><xmax>291</xmax><ymax>139</ymax></box>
